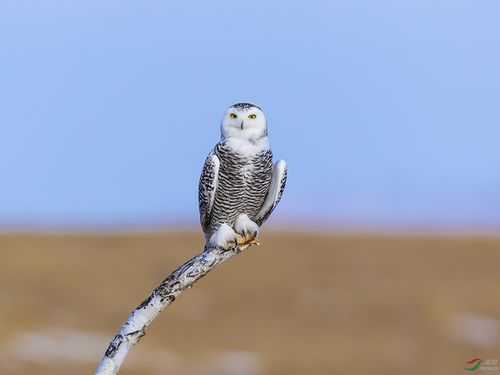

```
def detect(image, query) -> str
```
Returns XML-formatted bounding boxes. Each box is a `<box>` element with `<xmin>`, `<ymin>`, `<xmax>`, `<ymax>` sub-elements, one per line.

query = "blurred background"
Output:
<box><xmin>1</xmin><ymin>1</ymin><xmax>499</xmax><ymax>374</ymax></box>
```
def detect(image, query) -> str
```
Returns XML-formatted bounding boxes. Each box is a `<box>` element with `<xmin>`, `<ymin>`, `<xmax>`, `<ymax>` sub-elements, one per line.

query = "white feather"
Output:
<box><xmin>208</xmin><ymin>223</ymin><xmax>237</xmax><ymax>248</ymax></box>
<box><xmin>255</xmin><ymin>160</ymin><xmax>287</xmax><ymax>223</ymax></box>
<box><xmin>224</xmin><ymin>136</ymin><xmax>270</xmax><ymax>157</ymax></box>
<box><xmin>220</xmin><ymin>104</ymin><xmax>270</xmax><ymax>157</ymax></box>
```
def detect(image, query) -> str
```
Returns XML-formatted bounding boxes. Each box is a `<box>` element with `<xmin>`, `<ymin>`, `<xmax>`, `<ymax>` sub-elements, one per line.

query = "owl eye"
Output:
<box><xmin>248</xmin><ymin>114</ymin><xmax>257</xmax><ymax>119</ymax></box>
<box><xmin>229</xmin><ymin>113</ymin><xmax>238</xmax><ymax>119</ymax></box>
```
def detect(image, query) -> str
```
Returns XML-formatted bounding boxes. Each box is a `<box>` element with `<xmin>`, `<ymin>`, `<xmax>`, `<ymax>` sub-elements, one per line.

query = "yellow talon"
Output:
<box><xmin>236</xmin><ymin>234</ymin><xmax>260</xmax><ymax>248</ymax></box>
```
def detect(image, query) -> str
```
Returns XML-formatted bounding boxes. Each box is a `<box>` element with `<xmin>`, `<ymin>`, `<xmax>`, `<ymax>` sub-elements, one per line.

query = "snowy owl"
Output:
<box><xmin>198</xmin><ymin>102</ymin><xmax>287</xmax><ymax>249</ymax></box>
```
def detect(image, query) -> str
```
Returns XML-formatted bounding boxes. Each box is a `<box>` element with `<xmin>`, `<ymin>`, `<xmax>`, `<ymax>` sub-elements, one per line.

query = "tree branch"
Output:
<box><xmin>95</xmin><ymin>241</ymin><xmax>254</xmax><ymax>375</ymax></box>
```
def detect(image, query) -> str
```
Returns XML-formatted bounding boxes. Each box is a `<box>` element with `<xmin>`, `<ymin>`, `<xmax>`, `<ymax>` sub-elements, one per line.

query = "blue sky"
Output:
<box><xmin>0</xmin><ymin>1</ymin><xmax>499</xmax><ymax>231</ymax></box>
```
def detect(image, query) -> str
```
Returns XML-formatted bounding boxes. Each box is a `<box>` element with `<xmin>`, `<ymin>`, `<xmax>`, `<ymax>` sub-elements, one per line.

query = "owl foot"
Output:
<box><xmin>234</xmin><ymin>214</ymin><xmax>260</xmax><ymax>247</ymax></box>
<box><xmin>208</xmin><ymin>223</ymin><xmax>238</xmax><ymax>250</ymax></box>
<box><xmin>236</xmin><ymin>236</ymin><xmax>260</xmax><ymax>247</ymax></box>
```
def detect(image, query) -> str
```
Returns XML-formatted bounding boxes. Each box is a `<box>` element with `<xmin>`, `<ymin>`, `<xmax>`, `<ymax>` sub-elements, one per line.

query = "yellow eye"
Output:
<box><xmin>248</xmin><ymin>114</ymin><xmax>257</xmax><ymax>119</ymax></box>
<box><xmin>229</xmin><ymin>113</ymin><xmax>237</xmax><ymax>119</ymax></box>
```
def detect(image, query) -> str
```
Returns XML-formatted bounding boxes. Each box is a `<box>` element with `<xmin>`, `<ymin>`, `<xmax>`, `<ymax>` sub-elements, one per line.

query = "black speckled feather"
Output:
<box><xmin>199</xmin><ymin>141</ymin><xmax>273</xmax><ymax>238</ymax></box>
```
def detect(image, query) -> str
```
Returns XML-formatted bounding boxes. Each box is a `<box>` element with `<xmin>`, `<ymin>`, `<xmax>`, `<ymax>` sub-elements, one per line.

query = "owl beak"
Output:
<box><xmin>240</xmin><ymin>120</ymin><xmax>244</xmax><ymax>130</ymax></box>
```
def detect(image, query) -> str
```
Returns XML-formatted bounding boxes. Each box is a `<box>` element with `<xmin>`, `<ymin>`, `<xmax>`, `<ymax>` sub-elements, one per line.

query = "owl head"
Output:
<box><xmin>221</xmin><ymin>102</ymin><xmax>268</xmax><ymax>142</ymax></box>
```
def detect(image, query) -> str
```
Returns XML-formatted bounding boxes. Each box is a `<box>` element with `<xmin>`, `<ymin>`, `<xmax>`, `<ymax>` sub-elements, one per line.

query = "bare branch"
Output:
<box><xmin>95</xmin><ymin>241</ymin><xmax>254</xmax><ymax>375</ymax></box>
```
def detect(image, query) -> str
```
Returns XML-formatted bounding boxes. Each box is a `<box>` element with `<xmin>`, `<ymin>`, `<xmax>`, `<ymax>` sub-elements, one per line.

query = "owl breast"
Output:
<box><xmin>207</xmin><ymin>142</ymin><xmax>273</xmax><ymax>237</ymax></box>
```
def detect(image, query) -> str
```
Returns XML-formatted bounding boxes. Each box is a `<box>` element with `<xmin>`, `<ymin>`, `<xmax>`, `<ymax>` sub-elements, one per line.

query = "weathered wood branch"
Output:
<box><xmin>95</xmin><ymin>241</ymin><xmax>255</xmax><ymax>375</ymax></box>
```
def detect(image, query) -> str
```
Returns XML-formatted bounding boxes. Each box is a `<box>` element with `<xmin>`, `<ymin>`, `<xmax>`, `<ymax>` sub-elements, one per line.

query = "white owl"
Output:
<box><xmin>198</xmin><ymin>103</ymin><xmax>287</xmax><ymax>249</ymax></box>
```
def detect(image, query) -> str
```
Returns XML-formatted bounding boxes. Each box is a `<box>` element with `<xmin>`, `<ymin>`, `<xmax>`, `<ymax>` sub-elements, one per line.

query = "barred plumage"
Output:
<box><xmin>201</xmin><ymin>142</ymin><xmax>273</xmax><ymax>238</ymax></box>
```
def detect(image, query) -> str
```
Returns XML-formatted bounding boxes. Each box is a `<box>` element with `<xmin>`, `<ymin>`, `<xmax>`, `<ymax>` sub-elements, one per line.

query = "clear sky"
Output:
<box><xmin>0</xmin><ymin>1</ymin><xmax>499</xmax><ymax>232</ymax></box>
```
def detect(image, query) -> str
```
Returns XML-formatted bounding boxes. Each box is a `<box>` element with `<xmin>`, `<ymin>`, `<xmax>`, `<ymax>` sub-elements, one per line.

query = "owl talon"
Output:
<box><xmin>234</xmin><ymin>214</ymin><xmax>260</xmax><ymax>247</ymax></box>
<box><xmin>248</xmin><ymin>238</ymin><xmax>260</xmax><ymax>246</ymax></box>
<box><xmin>236</xmin><ymin>235</ymin><xmax>260</xmax><ymax>248</ymax></box>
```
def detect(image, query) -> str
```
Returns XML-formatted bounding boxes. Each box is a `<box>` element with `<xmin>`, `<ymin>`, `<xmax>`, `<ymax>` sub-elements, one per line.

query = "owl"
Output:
<box><xmin>198</xmin><ymin>102</ymin><xmax>287</xmax><ymax>249</ymax></box>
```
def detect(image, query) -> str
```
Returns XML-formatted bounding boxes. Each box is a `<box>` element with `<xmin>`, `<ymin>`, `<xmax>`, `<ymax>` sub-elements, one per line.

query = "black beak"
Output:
<box><xmin>240</xmin><ymin>121</ymin><xmax>244</xmax><ymax>130</ymax></box>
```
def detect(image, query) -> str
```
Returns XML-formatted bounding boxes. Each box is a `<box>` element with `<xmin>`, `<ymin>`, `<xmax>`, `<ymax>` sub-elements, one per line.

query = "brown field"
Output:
<box><xmin>1</xmin><ymin>231</ymin><xmax>499</xmax><ymax>375</ymax></box>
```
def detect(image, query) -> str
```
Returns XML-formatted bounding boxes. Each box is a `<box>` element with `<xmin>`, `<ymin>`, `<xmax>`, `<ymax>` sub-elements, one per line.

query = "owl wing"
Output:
<box><xmin>198</xmin><ymin>153</ymin><xmax>220</xmax><ymax>231</ymax></box>
<box><xmin>255</xmin><ymin>160</ymin><xmax>287</xmax><ymax>226</ymax></box>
